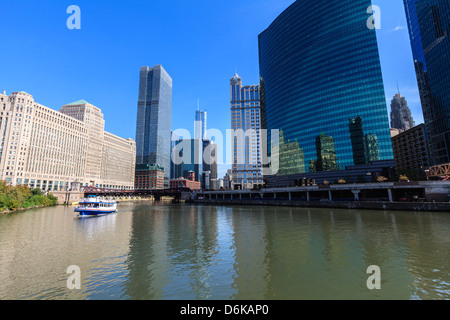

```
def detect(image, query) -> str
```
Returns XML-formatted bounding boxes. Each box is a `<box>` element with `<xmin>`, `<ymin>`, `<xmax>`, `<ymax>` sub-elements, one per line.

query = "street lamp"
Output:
<box><xmin>424</xmin><ymin>170</ymin><xmax>429</xmax><ymax>181</ymax></box>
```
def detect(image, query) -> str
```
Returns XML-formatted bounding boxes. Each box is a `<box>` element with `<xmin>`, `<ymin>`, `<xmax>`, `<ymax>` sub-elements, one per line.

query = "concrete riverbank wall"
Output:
<box><xmin>191</xmin><ymin>199</ymin><xmax>450</xmax><ymax>212</ymax></box>
<box><xmin>193</xmin><ymin>181</ymin><xmax>450</xmax><ymax>212</ymax></box>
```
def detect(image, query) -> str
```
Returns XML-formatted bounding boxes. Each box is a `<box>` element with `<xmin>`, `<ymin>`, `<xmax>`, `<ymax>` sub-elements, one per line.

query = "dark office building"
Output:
<box><xmin>135</xmin><ymin>65</ymin><xmax>173</xmax><ymax>187</ymax></box>
<box><xmin>258</xmin><ymin>0</ymin><xmax>394</xmax><ymax>177</ymax></box>
<box><xmin>404</xmin><ymin>0</ymin><xmax>450</xmax><ymax>165</ymax></box>
<box><xmin>391</xmin><ymin>124</ymin><xmax>431</xmax><ymax>174</ymax></box>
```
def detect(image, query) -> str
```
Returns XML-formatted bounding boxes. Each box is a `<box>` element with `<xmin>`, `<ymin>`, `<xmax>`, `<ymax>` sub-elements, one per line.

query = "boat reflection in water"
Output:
<box><xmin>75</xmin><ymin>195</ymin><xmax>118</xmax><ymax>217</ymax></box>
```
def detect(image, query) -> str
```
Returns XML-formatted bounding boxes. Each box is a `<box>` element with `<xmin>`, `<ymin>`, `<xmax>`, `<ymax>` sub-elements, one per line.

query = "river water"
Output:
<box><xmin>0</xmin><ymin>201</ymin><xmax>449</xmax><ymax>300</ymax></box>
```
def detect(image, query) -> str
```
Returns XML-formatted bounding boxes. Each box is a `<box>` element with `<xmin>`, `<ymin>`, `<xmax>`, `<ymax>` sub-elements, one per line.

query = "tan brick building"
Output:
<box><xmin>0</xmin><ymin>91</ymin><xmax>135</xmax><ymax>191</ymax></box>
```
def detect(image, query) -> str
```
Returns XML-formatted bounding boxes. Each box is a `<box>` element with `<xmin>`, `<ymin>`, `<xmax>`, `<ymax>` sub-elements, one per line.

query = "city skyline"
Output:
<box><xmin>1</xmin><ymin>0</ymin><xmax>450</xmax><ymax>303</ymax></box>
<box><xmin>0</xmin><ymin>0</ymin><xmax>426</xmax><ymax>177</ymax></box>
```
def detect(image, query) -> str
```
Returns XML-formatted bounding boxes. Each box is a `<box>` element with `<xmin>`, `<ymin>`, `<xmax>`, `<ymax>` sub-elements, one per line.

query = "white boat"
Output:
<box><xmin>75</xmin><ymin>195</ymin><xmax>117</xmax><ymax>216</ymax></box>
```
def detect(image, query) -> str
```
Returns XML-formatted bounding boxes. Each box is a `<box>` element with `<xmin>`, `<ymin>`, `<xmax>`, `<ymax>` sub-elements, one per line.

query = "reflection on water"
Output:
<box><xmin>0</xmin><ymin>202</ymin><xmax>449</xmax><ymax>300</ymax></box>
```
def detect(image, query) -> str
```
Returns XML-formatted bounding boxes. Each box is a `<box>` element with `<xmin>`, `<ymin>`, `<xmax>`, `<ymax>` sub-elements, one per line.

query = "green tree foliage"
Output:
<box><xmin>0</xmin><ymin>181</ymin><xmax>58</xmax><ymax>212</ymax></box>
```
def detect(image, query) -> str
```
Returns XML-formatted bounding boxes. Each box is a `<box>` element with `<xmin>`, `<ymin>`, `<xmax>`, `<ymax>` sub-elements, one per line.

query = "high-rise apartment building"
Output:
<box><xmin>390</xmin><ymin>93</ymin><xmax>415</xmax><ymax>131</ymax></box>
<box><xmin>0</xmin><ymin>91</ymin><xmax>136</xmax><ymax>190</ymax></box>
<box><xmin>258</xmin><ymin>0</ymin><xmax>394</xmax><ymax>176</ymax></box>
<box><xmin>230</xmin><ymin>74</ymin><xmax>263</xmax><ymax>190</ymax></box>
<box><xmin>404</xmin><ymin>0</ymin><xmax>449</xmax><ymax>165</ymax></box>
<box><xmin>136</xmin><ymin>65</ymin><xmax>173</xmax><ymax>187</ymax></box>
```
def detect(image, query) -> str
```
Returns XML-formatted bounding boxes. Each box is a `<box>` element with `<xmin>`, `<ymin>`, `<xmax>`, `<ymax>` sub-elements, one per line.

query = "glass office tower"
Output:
<box><xmin>404</xmin><ymin>0</ymin><xmax>450</xmax><ymax>165</ymax></box>
<box><xmin>195</xmin><ymin>108</ymin><xmax>207</xmax><ymax>140</ymax></box>
<box><xmin>258</xmin><ymin>0</ymin><xmax>394</xmax><ymax>174</ymax></box>
<box><xmin>136</xmin><ymin>65</ymin><xmax>173</xmax><ymax>187</ymax></box>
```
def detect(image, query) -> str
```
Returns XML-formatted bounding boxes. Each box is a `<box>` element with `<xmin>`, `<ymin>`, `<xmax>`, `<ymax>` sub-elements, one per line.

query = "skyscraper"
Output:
<box><xmin>258</xmin><ymin>0</ymin><xmax>394</xmax><ymax>175</ymax></box>
<box><xmin>404</xmin><ymin>0</ymin><xmax>450</xmax><ymax>165</ymax></box>
<box><xmin>390</xmin><ymin>93</ymin><xmax>415</xmax><ymax>131</ymax></box>
<box><xmin>136</xmin><ymin>65</ymin><xmax>173</xmax><ymax>187</ymax></box>
<box><xmin>230</xmin><ymin>74</ymin><xmax>263</xmax><ymax>189</ymax></box>
<box><xmin>195</xmin><ymin>107</ymin><xmax>207</xmax><ymax>140</ymax></box>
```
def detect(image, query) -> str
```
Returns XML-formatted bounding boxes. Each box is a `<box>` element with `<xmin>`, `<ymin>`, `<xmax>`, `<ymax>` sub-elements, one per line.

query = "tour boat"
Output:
<box><xmin>75</xmin><ymin>195</ymin><xmax>118</xmax><ymax>216</ymax></box>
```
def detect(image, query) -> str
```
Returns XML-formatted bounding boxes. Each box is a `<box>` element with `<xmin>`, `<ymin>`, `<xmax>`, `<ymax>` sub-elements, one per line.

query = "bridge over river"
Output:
<box><xmin>80</xmin><ymin>186</ymin><xmax>194</xmax><ymax>202</ymax></box>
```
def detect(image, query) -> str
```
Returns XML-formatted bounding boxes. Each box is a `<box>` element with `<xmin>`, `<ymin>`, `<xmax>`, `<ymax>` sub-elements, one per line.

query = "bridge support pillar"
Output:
<box><xmin>328</xmin><ymin>191</ymin><xmax>332</xmax><ymax>201</ymax></box>
<box><xmin>307</xmin><ymin>191</ymin><xmax>310</xmax><ymax>202</ymax></box>
<box><xmin>289</xmin><ymin>192</ymin><xmax>292</xmax><ymax>201</ymax></box>
<box><xmin>388</xmin><ymin>189</ymin><xmax>393</xmax><ymax>202</ymax></box>
<box><xmin>352</xmin><ymin>190</ymin><xmax>361</xmax><ymax>201</ymax></box>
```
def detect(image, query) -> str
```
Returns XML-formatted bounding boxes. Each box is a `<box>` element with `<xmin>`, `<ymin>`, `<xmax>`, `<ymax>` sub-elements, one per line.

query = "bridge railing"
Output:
<box><xmin>81</xmin><ymin>187</ymin><xmax>193</xmax><ymax>194</ymax></box>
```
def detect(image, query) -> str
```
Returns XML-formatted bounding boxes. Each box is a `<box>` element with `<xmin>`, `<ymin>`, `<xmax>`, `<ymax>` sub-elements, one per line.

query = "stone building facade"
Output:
<box><xmin>0</xmin><ymin>91</ymin><xmax>135</xmax><ymax>191</ymax></box>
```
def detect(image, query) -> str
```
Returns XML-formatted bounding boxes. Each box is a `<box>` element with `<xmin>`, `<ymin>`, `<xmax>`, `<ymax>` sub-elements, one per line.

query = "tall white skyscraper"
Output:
<box><xmin>230</xmin><ymin>74</ymin><xmax>263</xmax><ymax>190</ymax></box>
<box><xmin>195</xmin><ymin>105</ymin><xmax>207</xmax><ymax>140</ymax></box>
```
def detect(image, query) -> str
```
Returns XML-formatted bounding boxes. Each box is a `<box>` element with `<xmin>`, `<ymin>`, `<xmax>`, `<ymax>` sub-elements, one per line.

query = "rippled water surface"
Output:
<box><xmin>0</xmin><ymin>202</ymin><xmax>449</xmax><ymax>300</ymax></box>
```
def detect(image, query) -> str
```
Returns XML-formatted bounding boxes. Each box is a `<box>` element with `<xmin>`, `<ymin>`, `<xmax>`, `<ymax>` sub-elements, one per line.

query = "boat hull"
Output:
<box><xmin>75</xmin><ymin>208</ymin><xmax>117</xmax><ymax>216</ymax></box>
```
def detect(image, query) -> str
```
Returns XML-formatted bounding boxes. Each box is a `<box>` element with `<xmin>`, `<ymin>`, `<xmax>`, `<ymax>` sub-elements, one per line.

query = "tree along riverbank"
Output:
<box><xmin>0</xmin><ymin>181</ymin><xmax>58</xmax><ymax>214</ymax></box>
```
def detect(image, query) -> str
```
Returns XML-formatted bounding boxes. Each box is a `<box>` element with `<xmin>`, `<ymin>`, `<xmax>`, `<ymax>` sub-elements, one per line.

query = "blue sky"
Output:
<box><xmin>0</xmin><ymin>0</ymin><xmax>422</xmax><ymax>177</ymax></box>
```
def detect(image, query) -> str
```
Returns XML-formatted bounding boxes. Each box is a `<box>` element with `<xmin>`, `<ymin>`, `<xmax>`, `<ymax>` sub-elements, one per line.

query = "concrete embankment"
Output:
<box><xmin>190</xmin><ymin>199</ymin><xmax>450</xmax><ymax>212</ymax></box>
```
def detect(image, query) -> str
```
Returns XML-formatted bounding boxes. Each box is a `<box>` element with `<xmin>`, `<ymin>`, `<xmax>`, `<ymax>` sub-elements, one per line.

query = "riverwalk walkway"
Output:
<box><xmin>193</xmin><ymin>181</ymin><xmax>450</xmax><ymax>212</ymax></box>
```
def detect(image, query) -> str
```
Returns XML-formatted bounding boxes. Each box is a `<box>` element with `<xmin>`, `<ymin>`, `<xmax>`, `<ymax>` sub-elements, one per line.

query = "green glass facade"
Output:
<box><xmin>258</xmin><ymin>0</ymin><xmax>394</xmax><ymax>174</ymax></box>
